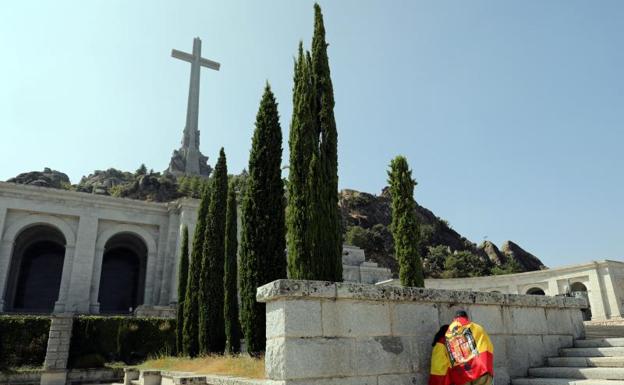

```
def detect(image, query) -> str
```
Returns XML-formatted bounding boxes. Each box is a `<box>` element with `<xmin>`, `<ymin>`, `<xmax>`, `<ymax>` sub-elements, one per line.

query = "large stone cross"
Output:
<box><xmin>171</xmin><ymin>37</ymin><xmax>220</xmax><ymax>174</ymax></box>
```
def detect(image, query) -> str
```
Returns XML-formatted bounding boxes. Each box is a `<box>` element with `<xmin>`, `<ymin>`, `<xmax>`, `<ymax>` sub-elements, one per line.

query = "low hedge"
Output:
<box><xmin>0</xmin><ymin>315</ymin><xmax>51</xmax><ymax>370</ymax></box>
<box><xmin>68</xmin><ymin>316</ymin><xmax>175</xmax><ymax>368</ymax></box>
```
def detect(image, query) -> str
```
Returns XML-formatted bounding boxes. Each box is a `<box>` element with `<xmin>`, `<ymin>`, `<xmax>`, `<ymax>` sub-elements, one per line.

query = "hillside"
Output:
<box><xmin>339</xmin><ymin>188</ymin><xmax>547</xmax><ymax>277</ymax></box>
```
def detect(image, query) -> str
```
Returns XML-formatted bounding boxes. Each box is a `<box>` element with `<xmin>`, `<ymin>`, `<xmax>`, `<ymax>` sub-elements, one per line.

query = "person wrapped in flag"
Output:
<box><xmin>429</xmin><ymin>310</ymin><xmax>494</xmax><ymax>385</ymax></box>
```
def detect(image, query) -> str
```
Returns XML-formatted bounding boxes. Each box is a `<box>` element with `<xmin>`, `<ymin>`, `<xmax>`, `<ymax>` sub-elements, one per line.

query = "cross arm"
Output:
<box><xmin>171</xmin><ymin>49</ymin><xmax>220</xmax><ymax>71</ymax></box>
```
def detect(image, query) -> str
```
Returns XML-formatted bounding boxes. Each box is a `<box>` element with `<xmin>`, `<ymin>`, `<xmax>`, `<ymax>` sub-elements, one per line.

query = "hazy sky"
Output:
<box><xmin>1</xmin><ymin>1</ymin><xmax>623</xmax><ymax>268</ymax></box>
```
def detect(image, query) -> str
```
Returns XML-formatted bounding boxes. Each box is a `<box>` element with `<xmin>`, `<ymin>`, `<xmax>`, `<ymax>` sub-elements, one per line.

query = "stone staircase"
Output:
<box><xmin>512</xmin><ymin>337</ymin><xmax>624</xmax><ymax>385</ymax></box>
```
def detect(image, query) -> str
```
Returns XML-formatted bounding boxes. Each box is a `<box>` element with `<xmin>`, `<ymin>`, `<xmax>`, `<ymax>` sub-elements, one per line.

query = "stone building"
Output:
<box><xmin>381</xmin><ymin>260</ymin><xmax>624</xmax><ymax>321</ymax></box>
<box><xmin>0</xmin><ymin>181</ymin><xmax>392</xmax><ymax>316</ymax></box>
<box><xmin>0</xmin><ymin>181</ymin><xmax>200</xmax><ymax>315</ymax></box>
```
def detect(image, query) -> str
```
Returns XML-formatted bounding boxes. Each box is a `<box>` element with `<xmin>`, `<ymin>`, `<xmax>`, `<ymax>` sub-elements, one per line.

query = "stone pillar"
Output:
<box><xmin>53</xmin><ymin>245</ymin><xmax>76</xmax><ymax>313</ymax></box>
<box><xmin>600</xmin><ymin>263</ymin><xmax>623</xmax><ymax>318</ymax></box>
<box><xmin>64</xmin><ymin>215</ymin><xmax>98</xmax><ymax>313</ymax></box>
<box><xmin>159</xmin><ymin>207</ymin><xmax>180</xmax><ymax>305</ymax></box>
<box><xmin>143</xmin><ymin>250</ymin><xmax>158</xmax><ymax>306</ymax></box>
<box><xmin>587</xmin><ymin>267</ymin><xmax>608</xmax><ymax>320</ymax></box>
<box><xmin>0</xmin><ymin>205</ymin><xmax>9</xmax><ymax>311</ymax></box>
<box><xmin>89</xmin><ymin>246</ymin><xmax>104</xmax><ymax>314</ymax></box>
<box><xmin>41</xmin><ymin>314</ymin><xmax>74</xmax><ymax>385</ymax></box>
<box><xmin>0</xmin><ymin>240</ymin><xmax>13</xmax><ymax>312</ymax></box>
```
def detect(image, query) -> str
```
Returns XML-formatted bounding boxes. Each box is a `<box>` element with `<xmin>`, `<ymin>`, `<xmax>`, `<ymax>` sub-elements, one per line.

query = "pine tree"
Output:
<box><xmin>182</xmin><ymin>184</ymin><xmax>211</xmax><ymax>357</ymax></box>
<box><xmin>176</xmin><ymin>225</ymin><xmax>189</xmax><ymax>355</ymax></box>
<box><xmin>287</xmin><ymin>44</ymin><xmax>316</xmax><ymax>279</ymax></box>
<box><xmin>311</xmin><ymin>3</ymin><xmax>342</xmax><ymax>281</ymax></box>
<box><xmin>388</xmin><ymin>156</ymin><xmax>424</xmax><ymax>287</ymax></box>
<box><xmin>240</xmin><ymin>84</ymin><xmax>287</xmax><ymax>355</ymax></box>
<box><xmin>224</xmin><ymin>185</ymin><xmax>241</xmax><ymax>354</ymax></box>
<box><xmin>199</xmin><ymin>148</ymin><xmax>228</xmax><ymax>354</ymax></box>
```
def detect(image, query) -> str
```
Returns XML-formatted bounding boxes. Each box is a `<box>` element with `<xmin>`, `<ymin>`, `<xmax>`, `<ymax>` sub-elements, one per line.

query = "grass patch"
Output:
<box><xmin>137</xmin><ymin>355</ymin><xmax>265</xmax><ymax>379</ymax></box>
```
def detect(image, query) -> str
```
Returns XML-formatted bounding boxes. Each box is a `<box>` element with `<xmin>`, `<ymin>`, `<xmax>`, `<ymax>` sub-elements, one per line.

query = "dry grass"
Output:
<box><xmin>137</xmin><ymin>355</ymin><xmax>265</xmax><ymax>379</ymax></box>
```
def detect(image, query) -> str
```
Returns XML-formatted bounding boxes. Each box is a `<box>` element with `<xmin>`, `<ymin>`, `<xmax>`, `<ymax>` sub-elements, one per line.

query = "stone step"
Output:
<box><xmin>560</xmin><ymin>347</ymin><xmax>624</xmax><ymax>357</ymax></box>
<box><xmin>576</xmin><ymin>339</ymin><xmax>624</xmax><ymax>348</ymax></box>
<box><xmin>528</xmin><ymin>367</ymin><xmax>624</xmax><ymax>380</ymax></box>
<box><xmin>548</xmin><ymin>357</ymin><xmax>624</xmax><ymax>367</ymax></box>
<box><xmin>585</xmin><ymin>325</ymin><xmax>624</xmax><ymax>339</ymax></box>
<box><xmin>512</xmin><ymin>379</ymin><xmax>624</xmax><ymax>385</ymax></box>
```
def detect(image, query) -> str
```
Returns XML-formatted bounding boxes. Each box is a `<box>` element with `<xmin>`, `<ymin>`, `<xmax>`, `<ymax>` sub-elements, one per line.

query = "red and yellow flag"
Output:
<box><xmin>429</xmin><ymin>317</ymin><xmax>494</xmax><ymax>385</ymax></box>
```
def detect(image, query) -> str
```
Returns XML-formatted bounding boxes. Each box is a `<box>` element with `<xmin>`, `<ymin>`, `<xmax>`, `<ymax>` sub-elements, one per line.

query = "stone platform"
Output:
<box><xmin>257</xmin><ymin>279</ymin><xmax>587</xmax><ymax>385</ymax></box>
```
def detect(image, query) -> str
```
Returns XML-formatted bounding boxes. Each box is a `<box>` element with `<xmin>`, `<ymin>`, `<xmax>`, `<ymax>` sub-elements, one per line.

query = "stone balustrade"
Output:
<box><xmin>257</xmin><ymin>279</ymin><xmax>587</xmax><ymax>385</ymax></box>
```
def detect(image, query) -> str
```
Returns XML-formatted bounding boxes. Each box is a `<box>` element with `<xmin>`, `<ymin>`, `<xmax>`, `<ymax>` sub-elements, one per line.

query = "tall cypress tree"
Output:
<box><xmin>388</xmin><ymin>156</ymin><xmax>424</xmax><ymax>287</ymax></box>
<box><xmin>287</xmin><ymin>44</ymin><xmax>316</xmax><ymax>279</ymax></box>
<box><xmin>176</xmin><ymin>225</ymin><xmax>189</xmax><ymax>355</ymax></box>
<box><xmin>224</xmin><ymin>185</ymin><xmax>241</xmax><ymax>354</ymax></box>
<box><xmin>182</xmin><ymin>183</ymin><xmax>210</xmax><ymax>357</ymax></box>
<box><xmin>311</xmin><ymin>3</ymin><xmax>342</xmax><ymax>281</ymax></box>
<box><xmin>240</xmin><ymin>84</ymin><xmax>287</xmax><ymax>354</ymax></box>
<box><xmin>199</xmin><ymin>148</ymin><xmax>228</xmax><ymax>354</ymax></box>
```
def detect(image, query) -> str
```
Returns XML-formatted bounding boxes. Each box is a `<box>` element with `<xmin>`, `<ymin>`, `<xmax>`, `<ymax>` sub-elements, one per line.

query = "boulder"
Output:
<box><xmin>6</xmin><ymin>168</ymin><xmax>70</xmax><ymax>189</ymax></box>
<box><xmin>479</xmin><ymin>240</ymin><xmax>507</xmax><ymax>266</ymax></box>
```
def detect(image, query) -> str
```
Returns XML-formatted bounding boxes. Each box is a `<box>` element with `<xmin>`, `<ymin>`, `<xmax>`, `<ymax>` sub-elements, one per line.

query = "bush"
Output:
<box><xmin>0</xmin><ymin>315</ymin><xmax>51</xmax><ymax>369</ymax></box>
<box><xmin>344</xmin><ymin>225</ymin><xmax>387</xmax><ymax>253</ymax></box>
<box><xmin>68</xmin><ymin>316</ymin><xmax>175</xmax><ymax>368</ymax></box>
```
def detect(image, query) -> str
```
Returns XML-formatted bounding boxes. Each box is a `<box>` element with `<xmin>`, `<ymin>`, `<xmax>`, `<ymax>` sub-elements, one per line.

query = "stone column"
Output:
<box><xmin>158</xmin><ymin>206</ymin><xmax>180</xmax><ymax>305</ymax></box>
<box><xmin>602</xmin><ymin>263</ymin><xmax>623</xmax><ymax>318</ymax></box>
<box><xmin>89</xmin><ymin>246</ymin><xmax>105</xmax><ymax>314</ymax></box>
<box><xmin>64</xmin><ymin>215</ymin><xmax>98</xmax><ymax>313</ymax></box>
<box><xmin>53</xmin><ymin>245</ymin><xmax>76</xmax><ymax>313</ymax></box>
<box><xmin>143</xmin><ymin>250</ymin><xmax>158</xmax><ymax>306</ymax></box>
<box><xmin>169</xmin><ymin>203</ymin><xmax>197</xmax><ymax>304</ymax></box>
<box><xmin>0</xmin><ymin>206</ymin><xmax>8</xmax><ymax>311</ymax></box>
<box><xmin>41</xmin><ymin>313</ymin><xmax>74</xmax><ymax>385</ymax></box>
<box><xmin>587</xmin><ymin>266</ymin><xmax>608</xmax><ymax>320</ymax></box>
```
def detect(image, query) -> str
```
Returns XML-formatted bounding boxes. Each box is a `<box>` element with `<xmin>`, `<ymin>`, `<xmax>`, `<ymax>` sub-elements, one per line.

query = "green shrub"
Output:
<box><xmin>0</xmin><ymin>315</ymin><xmax>51</xmax><ymax>369</ymax></box>
<box><xmin>68</xmin><ymin>316</ymin><xmax>175</xmax><ymax>368</ymax></box>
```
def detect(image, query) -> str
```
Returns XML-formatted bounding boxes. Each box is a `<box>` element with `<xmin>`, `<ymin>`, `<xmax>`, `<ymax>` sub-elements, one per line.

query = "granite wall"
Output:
<box><xmin>257</xmin><ymin>280</ymin><xmax>587</xmax><ymax>385</ymax></box>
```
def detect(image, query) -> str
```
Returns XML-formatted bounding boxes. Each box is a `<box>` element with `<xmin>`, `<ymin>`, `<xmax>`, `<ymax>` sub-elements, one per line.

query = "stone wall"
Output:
<box><xmin>257</xmin><ymin>280</ymin><xmax>587</xmax><ymax>385</ymax></box>
<box><xmin>423</xmin><ymin>260</ymin><xmax>624</xmax><ymax>320</ymax></box>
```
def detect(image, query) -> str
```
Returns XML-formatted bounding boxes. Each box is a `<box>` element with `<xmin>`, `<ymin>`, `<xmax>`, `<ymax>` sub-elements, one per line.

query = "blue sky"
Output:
<box><xmin>1</xmin><ymin>1</ymin><xmax>623</xmax><ymax>267</ymax></box>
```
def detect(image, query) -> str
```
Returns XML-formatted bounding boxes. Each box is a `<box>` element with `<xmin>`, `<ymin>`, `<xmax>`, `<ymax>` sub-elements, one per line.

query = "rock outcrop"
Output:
<box><xmin>339</xmin><ymin>188</ymin><xmax>547</xmax><ymax>276</ymax></box>
<box><xmin>478</xmin><ymin>240</ymin><xmax>507</xmax><ymax>266</ymax></box>
<box><xmin>7</xmin><ymin>168</ymin><xmax>70</xmax><ymax>189</ymax></box>
<box><xmin>501</xmin><ymin>240</ymin><xmax>547</xmax><ymax>271</ymax></box>
<box><xmin>77</xmin><ymin>169</ymin><xmax>134</xmax><ymax>195</ymax></box>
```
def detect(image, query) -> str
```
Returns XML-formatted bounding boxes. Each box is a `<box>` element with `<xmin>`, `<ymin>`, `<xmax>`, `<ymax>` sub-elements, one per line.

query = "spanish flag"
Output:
<box><xmin>429</xmin><ymin>317</ymin><xmax>494</xmax><ymax>385</ymax></box>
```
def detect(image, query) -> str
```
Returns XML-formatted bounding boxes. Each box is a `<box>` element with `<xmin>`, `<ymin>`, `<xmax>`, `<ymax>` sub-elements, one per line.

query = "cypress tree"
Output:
<box><xmin>388</xmin><ymin>156</ymin><xmax>424</xmax><ymax>287</ymax></box>
<box><xmin>176</xmin><ymin>225</ymin><xmax>189</xmax><ymax>355</ymax></box>
<box><xmin>240</xmin><ymin>84</ymin><xmax>287</xmax><ymax>354</ymax></box>
<box><xmin>199</xmin><ymin>148</ymin><xmax>228</xmax><ymax>354</ymax></box>
<box><xmin>287</xmin><ymin>44</ymin><xmax>316</xmax><ymax>279</ymax></box>
<box><xmin>182</xmin><ymin>183</ymin><xmax>210</xmax><ymax>357</ymax></box>
<box><xmin>224</xmin><ymin>185</ymin><xmax>241</xmax><ymax>354</ymax></box>
<box><xmin>310</xmin><ymin>3</ymin><xmax>342</xmax><ymax>281</ymax></box>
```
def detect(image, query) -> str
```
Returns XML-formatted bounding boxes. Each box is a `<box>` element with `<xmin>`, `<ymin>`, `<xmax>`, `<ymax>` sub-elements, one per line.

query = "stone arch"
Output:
<box><xmin>4</xmin><ymin>224</ymin><xmax>67</xmax><ymax>312</ymax></box>
<box><xmin>96</xmin><ymin>224</ymin><xmax>157</xmax><ymax>254</ymax></box>
<box><xmin>526</xmin><ymin>287</ymin><xmax>546</xmax><ymax>295</ymax></box>
<box><xmin>98</xmin><ymin>232</ymin><xmax>148</xmax><ymax>313</ymax></box>
<box><xmin>92</xmin><ymin>224</ymin><xmax>157</xmax><ymax>313</ymax></box>
<box><xmin>570</xmin><ymin>281</ymin><xmax>588</xmax><ymax>292</ymax></box>
<box><xmin>3</xmin><ymin>214</ymin><xmax>76</xmax><ymax>247</ymax></box>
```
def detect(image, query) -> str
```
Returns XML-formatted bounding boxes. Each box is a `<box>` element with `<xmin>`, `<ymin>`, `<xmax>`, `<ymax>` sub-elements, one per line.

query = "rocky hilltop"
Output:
<box><xmin>339</xmin><ymin>188</ymin><xmax>546</xmax><ymax>277</ymax></box>
<box><xmin>7</xmin><ymin>168</ymin><xmax>70</xmax><ymax>189</ymax></box>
